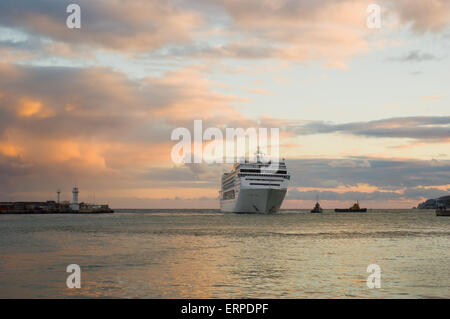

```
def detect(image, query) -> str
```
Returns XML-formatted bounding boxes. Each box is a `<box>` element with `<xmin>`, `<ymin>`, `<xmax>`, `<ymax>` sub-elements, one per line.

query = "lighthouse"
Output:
<box><xmin>70</xmin><ymin>186</ymin><xmax>80</xmax><ymax>211</ymax></box>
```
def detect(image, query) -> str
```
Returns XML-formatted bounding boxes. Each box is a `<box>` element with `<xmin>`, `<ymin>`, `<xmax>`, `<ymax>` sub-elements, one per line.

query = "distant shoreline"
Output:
<box><xmin>0</xmin><ymin>208</ymin><xmax>438</xmax><ymax>215</ymax></box>
<box><xmin>0</xmin><ymin>211</ymin><xmax>114</xmax><ymax>215</ymax></box>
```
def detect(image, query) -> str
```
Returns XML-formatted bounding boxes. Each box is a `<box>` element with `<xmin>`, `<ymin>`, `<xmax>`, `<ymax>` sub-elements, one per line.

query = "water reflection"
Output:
<box><xmin>0</xmin><ymin>210</ymin><xmax>448</xmax><ymax>298</ymax></box>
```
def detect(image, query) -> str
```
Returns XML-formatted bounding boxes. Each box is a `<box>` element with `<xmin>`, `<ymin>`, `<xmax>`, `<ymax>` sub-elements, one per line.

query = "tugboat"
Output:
<box><xmin>311</xmin><ymin>195</ymin><xmax>323</xmax><ymax>213</ymax></box>
<box><xmin>311</xmin><ymin>201</ymin><xmax>323</xmax><ymax>213</ymax></box>
<box><xmin>335</xmin><ymin>201</ymin><xmax>367</xmax><ymax>213</ymax></box>
<box><xmin>436</xmin><ymin>201</ymin><xmax>450</xmax><ymax>216</ymax></box>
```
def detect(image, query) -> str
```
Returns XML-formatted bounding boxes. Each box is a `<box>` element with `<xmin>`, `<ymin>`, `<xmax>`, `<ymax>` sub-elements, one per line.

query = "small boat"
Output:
<box><xmin>436</xmin><ymin>202</ymin><xmax>450</xmax><ymax>216</ymax></box>
<box><xmin>335</xmin><ymin>201</ymin><xmax>367</xmax><ymax>213</ymax></box>
<box><xmin>311</xmin><ymin>201</ymin><xmax>323</xmax><ymax>213</ymax></box>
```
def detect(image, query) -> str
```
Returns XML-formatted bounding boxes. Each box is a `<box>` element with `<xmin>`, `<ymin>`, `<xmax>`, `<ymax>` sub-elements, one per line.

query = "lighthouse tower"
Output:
<box><xmin>70</xmin><ymin>186</ymin><xmax>80</xmax><ymax>211</ymax></box>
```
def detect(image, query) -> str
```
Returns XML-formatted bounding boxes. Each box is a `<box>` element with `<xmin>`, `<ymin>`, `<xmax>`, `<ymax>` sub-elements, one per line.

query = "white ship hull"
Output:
<box><xmin>220</xmin><ymin>187</ymin><xmax>287</xmax><ymax>214</ymax></box>
<box><xmin>219</xmin><ymin>154</ymin><xmax>290</xmax><ymax>214</ymax></box>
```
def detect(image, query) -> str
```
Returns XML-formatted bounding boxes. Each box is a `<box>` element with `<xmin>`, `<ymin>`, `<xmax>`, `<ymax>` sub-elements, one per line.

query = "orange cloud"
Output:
<box><xmin>248</xmin><ymin>88</ymin><xmax>276</xmax><ymax>96</ymax></box>
<box><xmin>421</xmin><ymin>94</ymin><xmax>445</xmax><ymax>101</ymax></box>
<box><xmin>207</xmin><ymin>0</ymin><xmax>372</xmax><ymax>66</ymax></box>
<box><xmin>17</xmin><ymin>98</ymin><xmax>54</xmax><ymax>118</ymax></box>
<box><xmin>147</xmin><ymin>67</ymin><xmax>245</xmax><ymax>122</ymax></box>
<box><xmin>0</xmin><ymin>142</ymin><xmax>21</xmax><ymax>157</ymax></box>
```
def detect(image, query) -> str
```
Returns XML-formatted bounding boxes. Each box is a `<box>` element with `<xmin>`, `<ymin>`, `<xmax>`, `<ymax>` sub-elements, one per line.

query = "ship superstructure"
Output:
<box><xmin>219</xmin><ymin>152</ymin><xmax>290</xmax><ymax>213</ymax></box>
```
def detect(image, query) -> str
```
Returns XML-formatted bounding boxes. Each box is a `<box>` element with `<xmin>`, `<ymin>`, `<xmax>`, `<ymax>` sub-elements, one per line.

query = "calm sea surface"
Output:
<box><xmin>0</xmin><ymin>209</ymin><xmax>448</xmax><ymax>298</ymax></box>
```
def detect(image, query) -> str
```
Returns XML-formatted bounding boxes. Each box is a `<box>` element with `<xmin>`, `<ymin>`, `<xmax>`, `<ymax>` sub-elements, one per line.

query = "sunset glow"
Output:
<box><xmin>0</xmin><ymin>0</ymin><xmax>449</xmax><ymax>208</ymax></box>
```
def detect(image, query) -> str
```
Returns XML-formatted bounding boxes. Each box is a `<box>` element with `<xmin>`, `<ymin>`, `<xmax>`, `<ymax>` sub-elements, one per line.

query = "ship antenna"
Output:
<box><xmin>256</xmin><ymin>146</ymin><xmax>260</xmax><ymax>163</ymax></box>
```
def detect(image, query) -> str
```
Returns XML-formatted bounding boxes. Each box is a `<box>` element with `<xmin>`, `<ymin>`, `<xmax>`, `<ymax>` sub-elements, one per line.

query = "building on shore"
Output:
<box><xmin>0</xmin><ymin>187</ymin><xmax>113</xmax><ymax>214</ymax></box>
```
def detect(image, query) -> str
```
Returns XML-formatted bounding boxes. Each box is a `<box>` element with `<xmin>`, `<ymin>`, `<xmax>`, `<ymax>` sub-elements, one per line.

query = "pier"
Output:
<box><xmin>0</xmin><ymin>187</ymin><xmax>113</xmax><ymax>214</ymax></box>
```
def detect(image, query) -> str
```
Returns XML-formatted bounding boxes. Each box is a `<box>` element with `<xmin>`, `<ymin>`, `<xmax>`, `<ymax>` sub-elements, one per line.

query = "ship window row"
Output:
<box><xmin>246</xmin><ymin>178</ymin><xmax>285</xmax><ymax>182</ymax></box>
<box><xmin>239</xmin><ymin>163</ymin><xmax>286</xmax><ymax>166</ymax></box>
<box><xmin>239</xmin><ymin>173</ymin><xmax>290</xmax><ymax>180</ymax></box>
<box><xmin>240</xmin><ymin>169</ymin><xmax>287</xmax><ymax>174</ymax></box>
<box><xmin>249</xmin><ymin>183</ymin><xmax>281</xmax><ymax>186</ymax></box>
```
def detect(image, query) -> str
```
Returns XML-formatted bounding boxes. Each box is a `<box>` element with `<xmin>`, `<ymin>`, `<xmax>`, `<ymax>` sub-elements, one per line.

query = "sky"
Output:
<box><xmin>0</xmin><ymin>0</ymin><xmax>449</xmax><ymax>208</ymax></box>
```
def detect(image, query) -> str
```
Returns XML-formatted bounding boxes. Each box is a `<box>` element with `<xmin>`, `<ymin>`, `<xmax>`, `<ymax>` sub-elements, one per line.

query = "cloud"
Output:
<box><xmin>328</xmin><ymin>159</ymin><xmax>371</xmax><ymax>168</ymax></box>
<box><xmin>290</xmin><ymin>116</ymin><xmax>450</xmax><ymax>141</ymax></box>
<box><xmin>421</xmin><ymin>94</ymin><xmax>445</xmax><ymax>101</ymax></box>
<box><xmin>193</xmin><ymin>0</ymin><xmax>450</xmax><ymax>65</ymax></box>
<box><xmin>285</xmin><ymin>156</ymin><xmax>450</xmax><ymax>204</ymax></box>
<box><xmin>286</xmin><ymin>187</ymin><xmax>402</xmax><ymax>201</ymax></box>
<box><xmin>388</xmin><ymin>50</ymin><xmax>440</xmax><ymax>62</ymax></box>
<box><xmin>287</xmin><ymin>157</ymin><xmax>450</xmax><ymax>190</ymax></box>
<box><xmin>387</xmin><ymin>0</ymin><xmax>450</xmax><ymax>33</ymax></box>
<box><xmin>248</xmin><ymin>88</ymin><xmax>276</xmax><ymax>96</ymax></box>
<box><xmin>0</xmin><ymin>62</ymin><xmax>250</xmax><ymax>144</ymax></box>
<box><xmin>0</xmin><ymin>0</ymin><xmax>379</xmax><ymax>66</ymax></box>
<box><xmin>286</xmin><ymin>186</ymin><xmax>449</xmax><ymax>201</ymax></box>
<box><xmin>190</xmin><ymin>0</ymin><xmax>373</xmax><ymax>66</ymax></box>
<box><xmin>151</xmin><ymin>157</ymin><xmax>450</xmax><ymax>195</ymax></box>
<box><xmin>1</xmin><ymin>0</ymin><xmax>449</xmax><ymax>67</ymax></box>
<box><xmin>0</xmin><ymin>61</ymin><xmax>266</xmax><ymax>201</ymax></box>
<box><xmin>0</xmin><ymin>0</ymin><xmax>202</xmax><ymax>52</ymax></box>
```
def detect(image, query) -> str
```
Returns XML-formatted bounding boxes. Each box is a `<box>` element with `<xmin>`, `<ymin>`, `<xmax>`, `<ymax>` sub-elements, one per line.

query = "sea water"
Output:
<box><xmin>0</xmin><ymin>209</ymin><xmax>448</xmax><ymax>298</ymax></box>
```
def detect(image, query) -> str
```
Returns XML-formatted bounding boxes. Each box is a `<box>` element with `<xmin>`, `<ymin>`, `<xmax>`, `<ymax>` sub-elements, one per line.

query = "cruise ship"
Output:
<box><xmin>220</xmin><ymin>151</ymin><xmax>290</xmax><ymax>213</ymax></box>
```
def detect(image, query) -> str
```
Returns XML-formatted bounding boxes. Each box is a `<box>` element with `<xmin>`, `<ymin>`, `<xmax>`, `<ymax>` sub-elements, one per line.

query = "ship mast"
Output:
<box><xmin>255</xmin><ymin>146</ymin><xmax>265</xmax><ymax>163</ymax></box>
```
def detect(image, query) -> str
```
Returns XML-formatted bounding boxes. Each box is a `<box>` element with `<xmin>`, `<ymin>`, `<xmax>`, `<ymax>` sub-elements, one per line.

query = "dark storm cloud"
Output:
<box><xmin>128</xmin><ymin>156</ymin><xmax>450</xmax><ymax>201</ymax></box>
<box><xmin>139</xmin><ymin>157</ymin><xmax>450</xmax><ymax>197</ymax></box>
<box><xmin>287</xmin><ymin>157</ymin><xmax>450</xmax><ymax>190</ymax></box>
<box><xmin>0</xmin><ymin>155</ymin><xmax>33</xmax><ymax>189</ymax></box>
<box><xmin>285</xmin><ymin>187</ymin><xmax>449</xmax><ymax>201</ymax></box>
<box><xmin>2</xmin><ymin>153</ymin><xmax>448</xmax><ymax>199</ymax></box>
<box><xmin>78</xmin><ymin>155</ymin><xmax>450</xmax><ymax>200</ymax></box>
<box><xmin>286</xmin><ymin>188</ymin><xmax>403</xmax><ymax>201</ymax></box>
<box><xmin>285</xmin><ymin>157</ymin><xmax>450</xmax><ymax>201</ymax></box>
<box><xmin>290</xmin><ymin>116</ymin><xmax>450</xmax><ymax>140</ymax></box>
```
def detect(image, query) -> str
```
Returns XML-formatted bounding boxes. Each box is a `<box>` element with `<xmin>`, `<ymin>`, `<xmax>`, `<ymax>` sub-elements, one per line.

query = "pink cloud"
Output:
<box><xmin>388</xmin><ymin>0</ymin><xmax>450</xmax><ymax>33</ymax></box>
